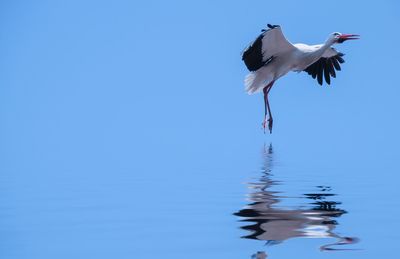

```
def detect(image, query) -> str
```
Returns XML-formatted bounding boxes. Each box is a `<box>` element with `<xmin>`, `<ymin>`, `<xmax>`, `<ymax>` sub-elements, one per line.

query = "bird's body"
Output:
<box><xmin>246</xmin><ymin>43</ymin><xmax>338</xmax><ymax>93</ymax></box>
<box><xmin>242</xmin><ymin>24</ymin><xmax>359</xmax><ymax>133</ymax></box>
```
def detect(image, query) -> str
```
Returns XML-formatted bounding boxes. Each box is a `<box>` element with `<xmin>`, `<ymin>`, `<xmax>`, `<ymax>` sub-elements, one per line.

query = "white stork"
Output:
<box><xmin>242</xmin><ymin>24</ymin><xmax>359</xmax><ymax>133</ymax></box>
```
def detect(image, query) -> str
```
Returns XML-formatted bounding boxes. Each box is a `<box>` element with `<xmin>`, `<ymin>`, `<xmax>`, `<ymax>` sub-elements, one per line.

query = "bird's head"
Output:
<box><xmin>328</xmin><ymin>32</ymin><xmax>360</xmax><ymax>44</ymax></box>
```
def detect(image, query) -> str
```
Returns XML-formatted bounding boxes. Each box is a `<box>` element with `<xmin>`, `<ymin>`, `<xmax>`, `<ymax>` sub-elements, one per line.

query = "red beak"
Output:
<box><xmin>338</xmin><ymin>34</ymin><xmax>360</xmax><ymax>41</ymax></box>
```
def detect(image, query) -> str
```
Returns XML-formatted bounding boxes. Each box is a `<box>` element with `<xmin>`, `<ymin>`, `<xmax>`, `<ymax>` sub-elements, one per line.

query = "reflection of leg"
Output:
<box><xmin>320</xmin><ymin>237</ymin><xmax>359</xmax><ymax>251</ymax></box>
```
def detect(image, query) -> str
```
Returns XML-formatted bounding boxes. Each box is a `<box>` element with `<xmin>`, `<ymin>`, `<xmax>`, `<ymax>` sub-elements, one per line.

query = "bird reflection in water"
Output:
<box><xmin>234</xmin><ymin>144</ymin><xmax>359</xmax><ymax>257</ymax></box>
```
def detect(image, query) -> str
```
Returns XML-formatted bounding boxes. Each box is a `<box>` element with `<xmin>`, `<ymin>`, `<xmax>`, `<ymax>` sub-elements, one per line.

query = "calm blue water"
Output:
<box><xmin>1</xmin><ymin>131</ymin><xmax>398</xmax><ymax>259</ymax></box>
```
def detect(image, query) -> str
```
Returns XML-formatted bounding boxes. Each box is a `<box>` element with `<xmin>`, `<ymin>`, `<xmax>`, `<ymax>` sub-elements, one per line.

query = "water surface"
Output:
<box><xmin>235</xmin><ymin>145</ymin><xmax>359</xmax><ymax>257</ymax></box>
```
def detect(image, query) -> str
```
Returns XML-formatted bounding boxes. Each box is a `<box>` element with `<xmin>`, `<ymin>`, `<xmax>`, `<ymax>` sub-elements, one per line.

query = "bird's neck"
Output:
<box><xmin>323</xmin><ymin>39</ymin><xmax>335</xmax><ymax>49</ymax></box>
<box><xmin>306</xmin><ymin>41</ymin><xmax>334</xmax><ymax>64</ymax></box>
<box><xmin>315</xmin><ymin>41</ymin><xmax>334</xmax><ymax>57</ymax></box>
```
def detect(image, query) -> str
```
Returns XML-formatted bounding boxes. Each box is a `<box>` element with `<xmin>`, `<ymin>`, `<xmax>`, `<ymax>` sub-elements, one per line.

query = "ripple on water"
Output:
<box><xmin>234</xmin><ymin>144</ymin><xmax>360</xmax><ymax>257</ymax></box>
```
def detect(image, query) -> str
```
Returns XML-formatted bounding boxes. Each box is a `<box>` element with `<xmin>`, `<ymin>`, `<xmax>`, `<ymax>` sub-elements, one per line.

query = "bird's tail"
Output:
<box><xmin>245</xmin><ymin>71</ymin><xmax>272</xmax><ymax>94</ymax></box>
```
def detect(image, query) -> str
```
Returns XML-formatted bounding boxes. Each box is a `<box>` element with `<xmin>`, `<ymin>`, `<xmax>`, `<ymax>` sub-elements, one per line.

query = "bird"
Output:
<box><xmin>242</xmin><ymin>24</ymin><xmax>359</xmax><ymax>133</ymax></box>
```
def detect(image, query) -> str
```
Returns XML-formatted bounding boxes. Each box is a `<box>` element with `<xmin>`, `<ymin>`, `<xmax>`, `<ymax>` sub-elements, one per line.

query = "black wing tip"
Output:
<box><xmin>336</xmin><ymin>52</ymin><xmax>345</xmax><ymax>63</ymax></box>
<box><xmin>267</xmin><ymin>24</ymin><xmax>280</xmax><ymax>29</ymax></box>
<box><xmin>261</xmin><ymin>24</ymin><xmax>280</xmax><ymax>33</ymax></box>
<box><xmin>304</xmin><ymin>54</ymin><xmax>346</xmax><ymax>86</ymax></box>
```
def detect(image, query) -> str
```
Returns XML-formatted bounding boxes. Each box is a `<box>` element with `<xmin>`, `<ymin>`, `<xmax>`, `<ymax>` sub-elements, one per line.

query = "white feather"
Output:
<box><xmin>245</xmin><ymin>68</ymin><xmax>274</xmax><ymax>94</ymax></box>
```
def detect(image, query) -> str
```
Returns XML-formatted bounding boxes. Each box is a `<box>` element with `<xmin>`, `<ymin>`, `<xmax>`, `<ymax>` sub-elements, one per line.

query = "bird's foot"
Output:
<box><xmin>268</xmin><ymin>117</ymin><xmax>273</xmax><ymax>134</ymax></box>
<box><xmin>262</xmin><ymin>119</ymin><xmax>267</xmax><ymax>134</ymax></box>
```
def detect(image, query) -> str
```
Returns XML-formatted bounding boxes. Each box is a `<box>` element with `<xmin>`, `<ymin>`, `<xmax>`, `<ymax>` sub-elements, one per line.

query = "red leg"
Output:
<box><xmin>266</xmin><ymin>92</ymin><xmax>273</xmax><ymax>134</ymax></box>
<box><xmin>262</xmin><ymin>82</ymin><xmax>274</xmax><ymax>133</ymax></box>
<box><xmin>262</xmin><ymin>87</ymin><xmax>268</xmax><ymax>133</ymax></box>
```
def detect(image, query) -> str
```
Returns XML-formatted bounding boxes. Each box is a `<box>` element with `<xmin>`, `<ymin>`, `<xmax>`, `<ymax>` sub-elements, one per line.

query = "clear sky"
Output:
<box><xmin>1</xmin><ymin>0</ymin><xmax>399</xmax><ymax>153</ymax></box>
<box><xmin>0</xmin><ymin>1</ymin><xmax>399</xmax><ymax>258</ymax></box>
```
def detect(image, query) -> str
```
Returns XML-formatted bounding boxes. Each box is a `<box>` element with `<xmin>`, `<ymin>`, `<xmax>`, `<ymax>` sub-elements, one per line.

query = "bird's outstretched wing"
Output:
<box><xmin>304</xmin><ymin>48</ymin><xmax>345</xmax><ymax>85</ymax></box>
<box><xmin>242</xmin><ymin>24</ymin><xmax>295</xmax><ymax>71</ymax></box>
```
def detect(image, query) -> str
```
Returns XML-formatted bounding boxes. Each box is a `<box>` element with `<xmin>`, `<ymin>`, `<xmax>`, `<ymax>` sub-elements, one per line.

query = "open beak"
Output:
<box><xmin>338</xmin><ymin>34</ymin><xmax>360</xmax><ymax>43</ymax></box>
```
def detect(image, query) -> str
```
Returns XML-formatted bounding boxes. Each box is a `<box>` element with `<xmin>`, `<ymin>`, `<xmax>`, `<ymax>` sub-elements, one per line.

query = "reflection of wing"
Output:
<box><xmin>242</xmin><ymin>25</ymin><xmax>295</xmax><ymax>71</ymax></box>
<box><xmin>304</xmin><ymin>47</ymin><xmax>345</xmax><ymax>85</ymax></box>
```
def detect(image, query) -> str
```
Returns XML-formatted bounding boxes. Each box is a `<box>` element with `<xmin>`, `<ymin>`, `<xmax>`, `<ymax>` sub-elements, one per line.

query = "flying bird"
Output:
<box><xmin>242</xmin><ymin>24</ymin><xmax>359</xmax><ymax>133</ymax></box>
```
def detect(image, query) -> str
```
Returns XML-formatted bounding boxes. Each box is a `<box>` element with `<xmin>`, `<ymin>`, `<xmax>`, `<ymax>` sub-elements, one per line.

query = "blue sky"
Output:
<box><xmin>1</xmin><ymin>0</ymin><xmax>399</xmax><ymax>169</ymax></box>
<box><xmin>0</xmin><ymin>1</ymin><xmax>399</xmax><ymax>258</ymax></box>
